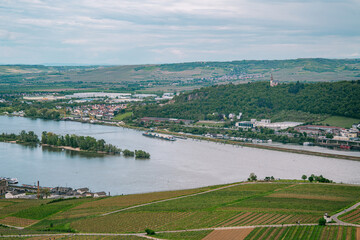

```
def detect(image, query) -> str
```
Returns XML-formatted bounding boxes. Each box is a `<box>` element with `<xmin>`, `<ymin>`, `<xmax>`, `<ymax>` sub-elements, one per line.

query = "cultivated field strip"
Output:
<box><xmin>216</xmin><ymin>212</ymin><xmax>318</xmax><ymax>227</ymax></box>
<box><xmin>202</xmin><ymin>228</ymin><xmax>254</xmax><ymax>240</ymax></box>
<box><xmin>243</xmin><ymin>225</ymin><xmax>357</xmax><ymax>240</ymax></box>
<box><xmin>0</xmin><ymin>216</ymin><xmax>38</xmax><ymax>227</ymax></box>
<box><xmin>341</xmin><ymin>209</ymin><xmax>360</xmax><ymax>224</ymax></box>
<box><xmin>71</xmin><ymin>182</ymin><xmax>358</xmax><ymax>233</ymax></box>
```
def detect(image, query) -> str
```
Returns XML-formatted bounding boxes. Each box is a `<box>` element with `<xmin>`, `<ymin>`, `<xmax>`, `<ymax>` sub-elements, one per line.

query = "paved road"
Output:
<box><xmin>0</xmin><ymin>223</ymin><xmax>342</xmax><ymax>239</ymax></box>
<box><xmin>332</xmin><ymin>201</ymin><xmax>360</xmax><ymax>227</ymax></box>
<box><xmin>0</xmin><ymin>224</ymin><xmax>24</xmax><ymax>230</ymax></box>
<box><xmin>2</xmin><ymin>221</ymin><xmax>360</xmax><ymax>238</ymax></box>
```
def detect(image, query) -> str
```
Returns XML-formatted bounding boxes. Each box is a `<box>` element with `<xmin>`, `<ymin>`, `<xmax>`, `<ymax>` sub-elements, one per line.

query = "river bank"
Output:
<box><xmin>1</xmin><ymin>138</ymin><xmax>114</xmax><ymax>156</ymax></box>
<box><xmin>52</xmin><ymin>117</ymin><xmax>360</xmax><ymax>161</ymax></box>
<box><xmin>2</xmin><ymin>115</ymin><xmax>359</xmax><ymax>161</ymax></box>
<box><xmin>156</xmin><ymin>130</ymin><xmax>360</xmax><ymax>161</ymax></box>
<box><xmin>1</xmin><ymin>115</ymin><xmax>360</xmax><ymax>194</ymax></box>
<box><xmin>41</xmin><ymin>144</ymin><xmax>108</xmax><ymax>155</ymax></box>
<box><xmin>110</xmin><ymin>123</ymin><xmax>360</xmax><ymax>161</ymax></box>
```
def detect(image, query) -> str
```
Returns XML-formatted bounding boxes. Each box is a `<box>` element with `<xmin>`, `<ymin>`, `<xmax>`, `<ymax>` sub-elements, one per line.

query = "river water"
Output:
<box><xmin>1</xmin><ymin>116</ymin><xmax>359</xmax><ymax>195</ymax></box>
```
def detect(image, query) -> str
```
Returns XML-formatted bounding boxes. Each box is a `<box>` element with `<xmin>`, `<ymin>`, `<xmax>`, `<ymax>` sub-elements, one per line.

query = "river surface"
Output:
<box><xmin>1</xmin><ymin>116</ymin><xmax>360</xmax><ymax>195</ymax></box>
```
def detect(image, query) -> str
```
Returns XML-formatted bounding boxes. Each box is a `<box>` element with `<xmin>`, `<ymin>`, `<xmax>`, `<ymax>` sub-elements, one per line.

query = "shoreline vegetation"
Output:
<box><xmin>1</xmin><ymin>116</ymin><xmax>359</xmax><ymax>161</ymax></box>
<box><xmin>157</xmin><ymin>129</ymin><xmax>360</xmax><ymax>162</ymax></box>
<box><xmin>111</xmin><ymin>122</ymin><xmax>360</xmax><ymax>161</ymax></box>
<box><xmin>0</xmin><ymin>131</ymin><xmax>150</xmax><ymax>159</ymax></box>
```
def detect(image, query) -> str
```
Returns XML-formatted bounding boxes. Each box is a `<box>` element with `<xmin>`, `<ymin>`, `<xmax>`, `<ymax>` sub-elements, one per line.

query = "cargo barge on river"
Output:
<box><xmin>142</xmin><ymin>132</ymin><xmax>176</xmax><ymax>141</ymax></box>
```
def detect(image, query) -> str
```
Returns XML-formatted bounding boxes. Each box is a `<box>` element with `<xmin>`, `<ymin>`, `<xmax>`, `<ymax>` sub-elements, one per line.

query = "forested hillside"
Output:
<box><xmin>134</xmin><ymin>80</ymin><xmax>360</xmax><ymax>121</ymax></box>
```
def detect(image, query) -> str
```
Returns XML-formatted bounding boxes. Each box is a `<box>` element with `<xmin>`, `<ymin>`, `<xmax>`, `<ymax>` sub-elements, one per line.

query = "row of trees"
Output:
<box><xmin>302</xmin><ymin>174</ymin><xmax>333</xmax><ymax>183</ymax></box>
<box><xmin>1</xmin><ymin>130</ymin><xmax>151</xmax><ymax>158</ymax></box>
<box><xmin>123</xmin><ymin>149</ymin><xmax>151</xmax><ymax>159</ymax></box>
<box><xmin>41</xmin><ymin>131</ymin><xmax>151</xmax><ymax>158</ymax></box>
<box><xmin>0</xmin><ymin>130</ymin><xmax>39</xmax><ymax>144</ymax></box>
<box><xmin>41</xmin><ymin>132</ymin><xmax>121</xmax><ymax>154</ymax></box>
<box><xmin>25</xmin><ymin>108</ymin><xmax>61</xmax><ymax>120</ymax></box>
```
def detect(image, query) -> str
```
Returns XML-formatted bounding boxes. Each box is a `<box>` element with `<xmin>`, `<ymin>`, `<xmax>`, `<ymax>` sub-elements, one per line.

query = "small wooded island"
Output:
<box><xmin>0</xmin><ymin>130</ymin><xmax>150</xmax><ymax>159</ymax></box>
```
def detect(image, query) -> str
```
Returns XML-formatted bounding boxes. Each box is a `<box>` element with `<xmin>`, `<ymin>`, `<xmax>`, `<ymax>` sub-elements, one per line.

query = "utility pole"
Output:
<box><xmin>37</xmin><ymin>181</ymin><xmax>40</xmax><ymax>199</ymax></box>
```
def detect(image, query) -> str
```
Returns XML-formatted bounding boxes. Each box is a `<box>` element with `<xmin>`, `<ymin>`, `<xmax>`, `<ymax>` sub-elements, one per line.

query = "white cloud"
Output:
<box><xmin>0</xmin><ymin>0</ymin><xmax>359</xmax><ymax>64</ymax></box>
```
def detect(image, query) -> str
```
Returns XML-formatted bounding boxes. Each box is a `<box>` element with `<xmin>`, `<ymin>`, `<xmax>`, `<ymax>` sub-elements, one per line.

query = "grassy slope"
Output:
<box><xmin>1</xmin><ymin>182</ymin><xmax>360</xmax><ymax>236</ymax></box>
<box><xmin>317</xmin><ymin>116</ymin><xmax>360</xmax><ymax>128</ymax></box>
<box><xmin>113</xmin><ymin>112</ymin><xmax>133</xmax><ymax>121</ymax></box>
<box><xmin>69</xmin><ymin>183</ymin><xmax>360</xmax><ymax>233</ymax></box>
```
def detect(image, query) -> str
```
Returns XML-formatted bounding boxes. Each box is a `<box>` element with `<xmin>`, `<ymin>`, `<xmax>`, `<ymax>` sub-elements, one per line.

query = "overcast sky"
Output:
<box><xmin>1</xmin><ymin>0</ymin><xmax>359</xmax><ymax>65</ymax></box>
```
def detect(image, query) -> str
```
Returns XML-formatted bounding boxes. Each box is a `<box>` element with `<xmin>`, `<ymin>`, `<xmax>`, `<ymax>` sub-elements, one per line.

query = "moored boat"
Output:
<box><xmin>0</xmin><ymin>177</ymin><xmax>18</xmax><ymax>184</ymax></box>
<box><xmin>142</xmin><ymin>132</ymin><xmax>176</xmax><ymax>141</ymax></box>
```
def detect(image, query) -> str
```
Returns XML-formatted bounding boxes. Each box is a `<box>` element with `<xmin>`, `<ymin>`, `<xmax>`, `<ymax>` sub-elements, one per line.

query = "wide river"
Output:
<box><xmin>1</xmin><ymin>116</ymin><xmax>360</xmax><ymax>195</ymax></box>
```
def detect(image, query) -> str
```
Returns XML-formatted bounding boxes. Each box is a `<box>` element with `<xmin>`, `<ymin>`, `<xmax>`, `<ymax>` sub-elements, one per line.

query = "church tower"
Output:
<box><xmin>270</xmin><ymin>73</ymin><xmax>278</xmax><ymax>87</ymax></box>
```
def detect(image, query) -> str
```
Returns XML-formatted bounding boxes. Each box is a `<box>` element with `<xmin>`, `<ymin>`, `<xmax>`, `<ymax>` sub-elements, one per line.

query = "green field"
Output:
<box><xmin>113</xmin><ymin>112</ymin><xmax>133</xmax><ymax>121</ymax></box>
<box><xmin>69</xmin><ymin>183</ymin><xmax>360</xmax><ymax>233</ymax></box>
<box><xmin>156</xmin><ymin>226</ymin><xmax>358</xmax><ymax>240</ymax></box>
<box><xmin>12</xmin><ymin>203</ymin><xmax>72</xmax><ymax>220</ymax></box>
<box><xmin>317</xmin><ymin>116</ymin><xmax>360</xmax><ymax>128</ymax></box>
<box><xmin>1</xmin><ymin>58</ymin><xmax>360</xmax><ymax>93</ymax></box>
<box><xmin>0</xmin><ymin>182</ymin><xmax>359</xmax><ymax>238</ymax></box>
<box><xmin>244</xmin><ymin>225</ymin><xmax>357</xmax><ymax>240</ymax></box>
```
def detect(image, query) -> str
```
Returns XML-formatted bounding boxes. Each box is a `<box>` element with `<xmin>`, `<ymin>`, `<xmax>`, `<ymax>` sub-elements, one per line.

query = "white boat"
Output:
<box><xmin>0</xmin><ymin>177</ymin><xmax>18</xmax><ymax>184</ymax></box>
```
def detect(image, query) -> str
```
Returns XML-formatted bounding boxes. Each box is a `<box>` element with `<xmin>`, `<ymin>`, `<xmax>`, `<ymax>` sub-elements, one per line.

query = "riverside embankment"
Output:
<box><xmin>1</xmin><ymin>115</ymin><xmax>360</xmax><ymax>195</ymax></box>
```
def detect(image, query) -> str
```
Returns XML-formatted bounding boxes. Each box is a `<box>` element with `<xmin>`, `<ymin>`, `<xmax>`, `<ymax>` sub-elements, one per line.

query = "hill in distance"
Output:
<box><xmin>1</xmin><ymin>58</ymin><xmax>360</xmax><ymax>93</ymax></box>
<box><xmin>134</xmin><ymin>80</ymin><xmax>360</xmax><ymax>122</ymax></box>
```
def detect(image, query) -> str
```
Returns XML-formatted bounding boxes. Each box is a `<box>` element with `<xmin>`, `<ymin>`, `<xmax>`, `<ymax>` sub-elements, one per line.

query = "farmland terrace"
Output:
<box><xmin>0</xmin><ymin>181</ymin><xmax>360</xmax><ymax>239</ymax></box>
<box><xmin>1</xmin><ymin>58</ymin><xmax>360</xmax><ymax>93</ymax></box>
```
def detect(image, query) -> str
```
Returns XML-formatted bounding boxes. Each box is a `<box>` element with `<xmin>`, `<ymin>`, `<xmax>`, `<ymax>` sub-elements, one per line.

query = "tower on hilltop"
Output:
<box><xmin>270</xmin><ymin>73</ymin><xmax>279</xmax><ymax>87</ymax></box>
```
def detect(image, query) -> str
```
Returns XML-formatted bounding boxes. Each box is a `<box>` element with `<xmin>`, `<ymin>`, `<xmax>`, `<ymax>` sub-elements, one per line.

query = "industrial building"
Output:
<box><xmin>236</xmin><ymin>119</ymin><xmax>302</xmax><ymax>130</ymax></box>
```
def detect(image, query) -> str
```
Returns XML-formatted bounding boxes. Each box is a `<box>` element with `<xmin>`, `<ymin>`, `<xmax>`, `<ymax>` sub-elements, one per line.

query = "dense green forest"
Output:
<box><xmin>134</xmin><ymin>80</ymin><xmax>360</xmax><ymax>121</ymax></box>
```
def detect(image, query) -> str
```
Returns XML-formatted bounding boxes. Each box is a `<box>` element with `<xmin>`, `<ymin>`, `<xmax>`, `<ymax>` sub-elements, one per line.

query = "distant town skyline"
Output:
<box><xmin>1</xmin><ymin>0</ymin><xmax>359</xmax><ymax>65</ymax></box>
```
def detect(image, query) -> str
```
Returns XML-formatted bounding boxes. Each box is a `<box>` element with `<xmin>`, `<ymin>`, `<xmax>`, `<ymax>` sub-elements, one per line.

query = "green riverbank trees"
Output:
<box><xmin>41</xmin><ymin>132</ymin><xmax>121</xmax><ymax>154</ymax></box>
<box><xmin>0</xmin><ymin>130</ymin><xmax>150</xmax><ymax>158</ymax></box>
<box><xmin>0</xmin><ymin>130</ymin><xmax>39</xmax><ymax>144</ymax></box>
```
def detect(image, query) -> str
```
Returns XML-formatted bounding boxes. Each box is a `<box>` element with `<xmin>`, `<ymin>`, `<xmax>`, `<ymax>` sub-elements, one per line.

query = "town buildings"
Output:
<box><xmin>0</xmin><ymin>180</ymin><xmax>8</xmax><ymax>196</ymax></box>
<box><xmin>70</xmin><ymin>104</ymin><xmax>127</xmax><ymax>120</ymax></box>
<box><xmin>140</xmin><ymin>117</ymin><xmax>194</xmax><ymax>125</ymax></box>
<box><xmin>236</xmin><ymin>119</ymin><xmax>302</xmax><ymax>130</ymax></box>
<box><xmin>3</xmin><ymin>184</ymin><xmax>107</xmax><ymax>199</ymax></box>
<box><xmin>294</xmin><ymin>125</ymin><xmax>345</xmax><ymax>136</ymax></box>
